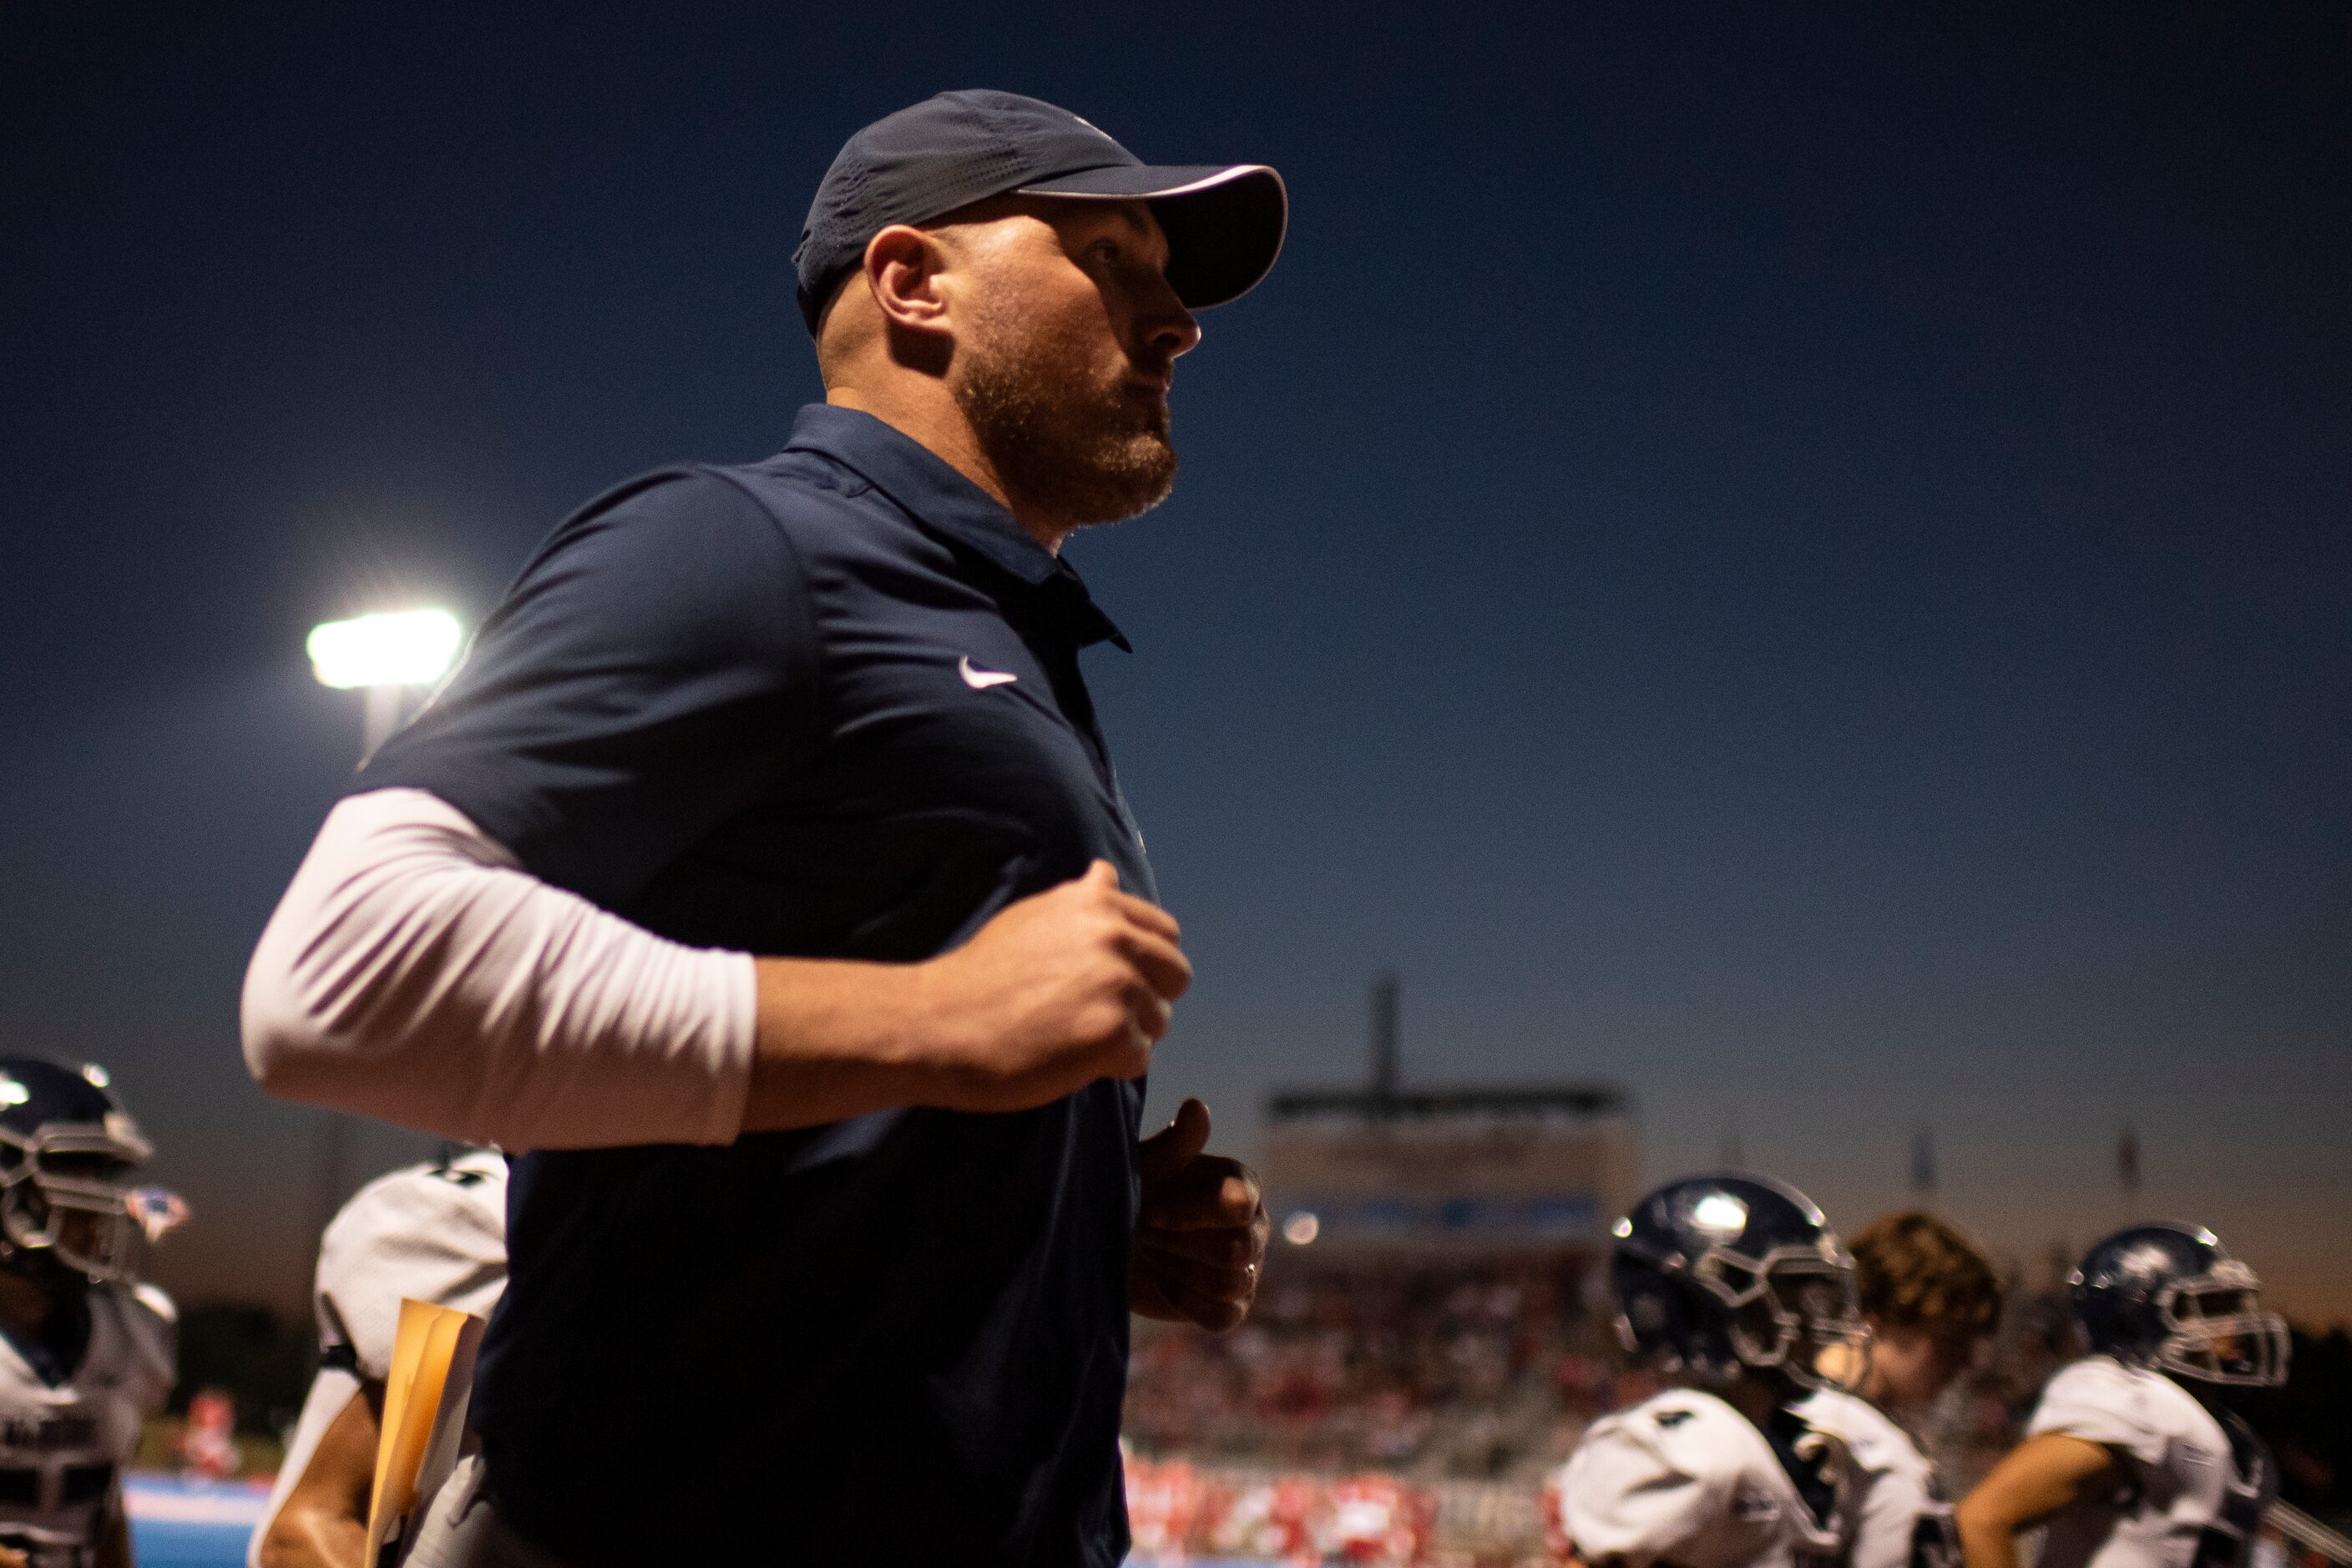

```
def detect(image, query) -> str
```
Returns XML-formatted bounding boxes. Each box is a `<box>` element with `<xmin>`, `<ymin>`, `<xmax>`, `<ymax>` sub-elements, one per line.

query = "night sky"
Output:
<box><xmin>4</xmin><ymin>5</ymin><xmax>2346</xmax><ymax>1320</ymax></box>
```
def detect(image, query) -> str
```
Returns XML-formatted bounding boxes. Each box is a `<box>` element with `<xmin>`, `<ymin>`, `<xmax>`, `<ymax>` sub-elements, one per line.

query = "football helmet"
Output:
<box><xmin>0</xmin><ymin>1057</ymin><xmax>176</xmax><ymax>1283</ymax></box>
<box><xmin>1608</xmin><ymin>1172</ymin><xmax>1870</xmax><ymax>1391</ymax></box>
<box><xmin>2072</xmin><ymin>1222</ymin><xmax>2289</xmax><ymax>1388</ymax></box>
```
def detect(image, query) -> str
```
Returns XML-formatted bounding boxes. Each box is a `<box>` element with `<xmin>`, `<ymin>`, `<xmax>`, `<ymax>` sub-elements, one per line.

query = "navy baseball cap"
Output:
<box><xmin>794</xmin><ymin>89</ymin><xmax>1287</xmax><ymax>334</ymax></box>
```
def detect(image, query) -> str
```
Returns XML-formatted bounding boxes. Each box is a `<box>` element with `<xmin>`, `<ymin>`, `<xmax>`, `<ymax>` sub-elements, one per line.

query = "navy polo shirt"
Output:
<box><xmin>357</xmin><ymin>404</ymin><xmax>1156</xmax><ymax>1567</ymax></box>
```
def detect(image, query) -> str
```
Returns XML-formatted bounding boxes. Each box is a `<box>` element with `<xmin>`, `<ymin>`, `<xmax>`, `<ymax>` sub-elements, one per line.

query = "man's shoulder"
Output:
<box><xmin>544</xmin><ymin>453</ymin><xmax>923</xmax><ymax>574</ymax></box>
<box><xmin>695</xmin><ymin>450</ymin><xmax>945</xmax><ymax>561</ymax></box>
<box><xmin>478</xmin><ymin>462</ymin><xmax>842</xmax><ymax>665</ymax></box>
<box><xmin>549</xmin><ymin>460</ymin><xmax>801</xmax><ymax>546</ymax></box>
<box><xmin>705</xmin><ymin>447</ymin><xmax>872</xmax><ymax>500</ymax></box>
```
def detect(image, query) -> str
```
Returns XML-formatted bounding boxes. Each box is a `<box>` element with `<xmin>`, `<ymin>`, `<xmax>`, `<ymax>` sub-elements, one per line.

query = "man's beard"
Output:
<box><xmin>953</xmin><ymin>308</ymin><xmax>1177</xmax><ymax>530</ymax></box>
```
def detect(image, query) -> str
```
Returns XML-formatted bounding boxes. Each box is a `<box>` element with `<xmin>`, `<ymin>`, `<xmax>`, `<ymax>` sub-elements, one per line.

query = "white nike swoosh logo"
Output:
<box><xmin>959</xmin><ymin>655</ymin><xmax>1019</xmax><ymax>689</ymax></box>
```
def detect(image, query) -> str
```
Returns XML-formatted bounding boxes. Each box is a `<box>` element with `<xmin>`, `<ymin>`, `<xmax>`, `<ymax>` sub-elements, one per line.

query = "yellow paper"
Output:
<box><xmin>362</xmin><ymin>1297</ymin><xmax>486</xmax><ymax>1568</ymax></box>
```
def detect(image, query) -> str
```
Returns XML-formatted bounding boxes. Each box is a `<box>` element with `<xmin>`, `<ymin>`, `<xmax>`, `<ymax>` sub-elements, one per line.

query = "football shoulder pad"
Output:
<box><xmin>1559</xmin><ymin>1390</ymin><xmax>1763</xmax><ymax>1567</ymax></box>
<box><xmin>1789</xmin><ymin>1388</ymin><xmax>1924</xmax><ymax>1480</ymax></box>
<box><xmin>77</xmin><ymin>1281</ymin><xmax>178</xmax><ymax>1415</ymax></box>
<box><xmin>2026</xmin><ymin>1354</ymin><xmax>2195</xmax><ymax>1469</ymax></box>
<box><xmin>316</xmin><ymin>1151</ymin><xmax>508</xmax><ymax>1381</ymax></box>
<box><xmin>1792</xmin><ymin>1389</ymin><xmax>1947</xmax><ymax>1568</ymax></box>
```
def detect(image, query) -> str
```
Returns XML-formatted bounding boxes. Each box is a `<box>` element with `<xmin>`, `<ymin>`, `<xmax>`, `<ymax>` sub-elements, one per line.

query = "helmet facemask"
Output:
<box><xmin>1696</xmin><ymin>1244</ymin><xmax>1873</xmax><ymax>1393</ymax></box>
<box><xmin>2155</xmin><ymin>1259</ymin><xmax>2291</xmax><ymax>1388</ymax></box>
<box><xmin>0</xmin><ymin>1119</ymin><xmax>158</xmax><ymax>1285</ymax></box>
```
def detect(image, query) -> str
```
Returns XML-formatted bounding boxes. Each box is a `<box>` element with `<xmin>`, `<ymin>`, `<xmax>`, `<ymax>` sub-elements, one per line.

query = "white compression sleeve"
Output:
<box><xmin>241</xmin><ymin>787</ymin><xmax>755</xmax><ymax>1151</ymax></box>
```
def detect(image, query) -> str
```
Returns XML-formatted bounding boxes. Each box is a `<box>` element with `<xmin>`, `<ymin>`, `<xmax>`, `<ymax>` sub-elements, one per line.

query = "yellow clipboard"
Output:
<box><xmin>362</xmin><ymin>1297</ymin><xmax>488</xmax><ymax>1568</ymax></box>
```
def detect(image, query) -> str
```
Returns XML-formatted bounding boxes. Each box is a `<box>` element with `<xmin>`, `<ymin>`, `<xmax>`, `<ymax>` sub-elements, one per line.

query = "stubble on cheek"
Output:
<box><xmin>953</xmin><ymin>296</ymin><xmax>1178</xmax><ymax>529</ymax></box>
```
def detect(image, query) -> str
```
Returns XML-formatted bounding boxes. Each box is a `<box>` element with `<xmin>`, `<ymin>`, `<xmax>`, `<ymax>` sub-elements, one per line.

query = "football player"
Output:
<box><xmin>249</xmin><ymin>1149</ymin><xmax>506</xmax><ymax>1568</ymax></box>
<box><xmin>1955</xmin><ymin>1222</ymin><xmax>2285</xmax><ymax>1568</ymax></box>
<box><xmin>0</xmin><ymin>1058</ymin><xmax>181</xmax><ymax>1568</ymax></box>
<box><xmin>1797</xmin><ymin>1210</ymin><xmax>2005</xmax><ymax>1568</ymax></box>
<box><xmin>1548</xmin><ymin>1173</ymin><xmax>1871</xmax><ymax>1568</ymax></box>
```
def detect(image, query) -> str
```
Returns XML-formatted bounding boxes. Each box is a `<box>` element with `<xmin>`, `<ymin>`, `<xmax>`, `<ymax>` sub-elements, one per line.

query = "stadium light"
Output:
<box><xmin>308</xmin><ymin>608</ymin><xmax>464</xmax><ymax>763</ymax></box>
<box><xmin>306</xmin><ymin>609</ymin><xmax>463</xmax><ymax>690</ymax></box>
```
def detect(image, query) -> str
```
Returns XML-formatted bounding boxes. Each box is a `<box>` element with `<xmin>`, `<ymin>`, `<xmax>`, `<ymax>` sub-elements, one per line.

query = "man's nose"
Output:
<box><xmin>1132</xmin><ymin>263</ymin><xmax>1201</xmax><ymax>360</ymax></box>
<box><xmin>1147</xmin><ymin>301</ymin><xmax>1202</xmax><ymax>360</ymax></box>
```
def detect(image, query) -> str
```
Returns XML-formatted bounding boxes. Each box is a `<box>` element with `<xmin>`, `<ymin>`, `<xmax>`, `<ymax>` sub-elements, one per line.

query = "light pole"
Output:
<box><xmin>301</xmin><ymin>607</ymin><xmax>464</xmax><ymax>1258</ymax></box>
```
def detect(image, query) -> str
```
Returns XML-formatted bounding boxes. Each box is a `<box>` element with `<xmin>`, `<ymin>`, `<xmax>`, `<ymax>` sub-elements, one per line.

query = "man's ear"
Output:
<box><xmin>864</xmin><ymin>225</ymin><xmax>952</xmax><ymax>336</ymax></box>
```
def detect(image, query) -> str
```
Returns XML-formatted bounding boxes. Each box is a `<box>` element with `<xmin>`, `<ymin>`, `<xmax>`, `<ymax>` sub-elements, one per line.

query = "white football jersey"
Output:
<box><xmin>1794</xmin><ymin>1388</ymin><xmax>1955</xmax><ymax>1568</ymax></box>
<box><xmin>2026</xmin><ymin>1355</ymin><xmax>2275</xmax><ymax>1568</ymax></box>
<box><xmin>0</xmin><ymin>1281</ymin><xmax>175</xmax><ymax>1563</ymax></box>
<box><xmin>1555</xmin><ymin>1387</ymin><xmax>1854</xmax><ymax>1568</ymax></box>
<box><xmin>249</xmin><ymin>1151</ymin><xmax>508</xmax><ymax>1568</ymax></box>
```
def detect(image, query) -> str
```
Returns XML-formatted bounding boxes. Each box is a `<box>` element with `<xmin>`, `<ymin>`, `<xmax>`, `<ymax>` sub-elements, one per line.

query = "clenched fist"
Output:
<box><xmin>908</xmin><ymin>860</ymin><xmax>1190</xmax><ymax>1112</ymax></box>
<box><xmin>744</xmin><ymin>861</ymin><xmax>1191</xmax><ymax>1132</ymax></box>
<box><xmin>1130</xmin><ymin>1098</ymin><xmax>1267</xmax><ymax>1333</ymax></box>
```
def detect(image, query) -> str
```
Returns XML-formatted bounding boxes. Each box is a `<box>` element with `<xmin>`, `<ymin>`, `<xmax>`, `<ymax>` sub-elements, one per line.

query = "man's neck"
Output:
<box><xmin>822</xmin><ymin>386</ymin><xmax>1069</xmax><ymax>554</ymax></box>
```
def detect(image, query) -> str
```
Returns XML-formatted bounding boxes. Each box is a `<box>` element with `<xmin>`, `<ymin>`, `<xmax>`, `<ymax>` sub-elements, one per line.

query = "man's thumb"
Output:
<box><xmin>1082</xmin><ymin>858</ymin><xmax>1120</xmax><ymax>890</ymax></box>
<box><xmin>1137</xmin><ymin>1097</ymin><xmax>1211</xmax><ymax>1181</ymax></box>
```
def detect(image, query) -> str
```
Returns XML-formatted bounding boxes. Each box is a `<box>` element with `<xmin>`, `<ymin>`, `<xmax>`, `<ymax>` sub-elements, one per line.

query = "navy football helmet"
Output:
<box><xmin>1607</xmin><ymin>1173</ymin><xmax>1870</xmax><ymax>1391</ymax></box>
<box><xmin>2071</xmin><ymin>1222</ymin><xmax>2289</xmax><ymax>1388</ymax></box>
<box><xmin>0</xmin><ymin>1058</ymin><xmax>177</xmax><ymax>1283</ymax></box>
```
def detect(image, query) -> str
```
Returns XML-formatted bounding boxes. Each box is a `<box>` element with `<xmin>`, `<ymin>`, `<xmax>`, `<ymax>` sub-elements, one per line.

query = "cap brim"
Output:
<box><xmin>1015</xmin><ymin>163</ymin><xmax>1287</xmax><ymax>310</ymax></box>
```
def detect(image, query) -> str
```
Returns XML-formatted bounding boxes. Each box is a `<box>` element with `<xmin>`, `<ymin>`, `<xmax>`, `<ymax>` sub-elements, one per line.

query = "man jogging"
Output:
<box><xmin>242</xmin><ymin>90</ymin><xmax>1287</xmax><ymax>1567</ymax></box>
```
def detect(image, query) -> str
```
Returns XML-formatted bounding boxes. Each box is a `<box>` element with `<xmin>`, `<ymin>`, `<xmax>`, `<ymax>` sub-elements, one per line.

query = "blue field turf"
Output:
<box><xmin>125</xmin><ymin>1474</ymin><xmax>267</xmax><ymax>1567</ymax></box>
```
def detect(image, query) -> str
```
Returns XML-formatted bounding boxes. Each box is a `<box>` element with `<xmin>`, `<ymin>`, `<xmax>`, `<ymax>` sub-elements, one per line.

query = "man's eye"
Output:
<box><xmin>1088</xmin><ymin>240</ymin><xmax>1123</xmax><ymax>266</ymax></box>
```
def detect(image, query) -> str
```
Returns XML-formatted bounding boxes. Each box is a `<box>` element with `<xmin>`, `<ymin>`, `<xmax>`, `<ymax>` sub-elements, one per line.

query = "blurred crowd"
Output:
<box><xmin>1124</xmin><ymin>1253</ymin><xmax>1627</xmax><ymax>1484</ymax></box>
<box><xmin>1125</xmin><ymin>1247</ymin><xmax>2349</xmax><ymax>1514</ymax></box>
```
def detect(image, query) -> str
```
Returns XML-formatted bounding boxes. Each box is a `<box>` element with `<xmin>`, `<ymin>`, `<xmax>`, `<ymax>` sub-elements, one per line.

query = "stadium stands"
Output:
<box><xmin>1125</xmin><ymin>1252</ymin><xmax>1623</xmax><ymax>1484</ymax></box>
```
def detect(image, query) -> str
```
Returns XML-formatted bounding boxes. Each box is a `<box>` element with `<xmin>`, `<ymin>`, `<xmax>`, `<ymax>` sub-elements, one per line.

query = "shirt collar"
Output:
<box><xmin>784</xmin><ymin>404</ymin><xmax>1129</xmax><ymax>650</ymax></box>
